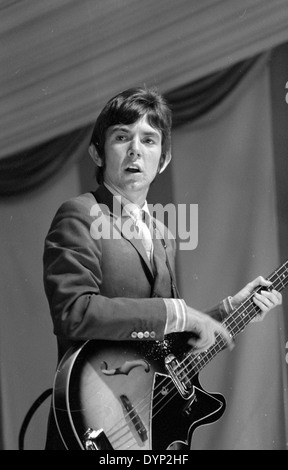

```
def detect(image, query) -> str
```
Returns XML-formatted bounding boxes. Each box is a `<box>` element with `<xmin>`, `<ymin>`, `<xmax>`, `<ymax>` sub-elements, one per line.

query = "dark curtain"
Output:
<box><xmin>0</xmin><ymin>126</ymin><xmax>91</xmax><ymax>196</ymax></box>
<box><xmin>0</xmin><ymin>54</ymin><xmax>266</xmax><ymax>197</ymax></box>
<box><xmin>168</xmin><ymin>54</ymin><xmax>262</xmax><ymax>126</ymax></box>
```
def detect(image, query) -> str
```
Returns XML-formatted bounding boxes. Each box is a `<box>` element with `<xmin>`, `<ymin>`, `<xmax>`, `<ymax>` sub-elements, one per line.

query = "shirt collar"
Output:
<box><xmin>103</xmin><ymin>182</ymin><xmax>150</xmax><ymax>221</ymax></box>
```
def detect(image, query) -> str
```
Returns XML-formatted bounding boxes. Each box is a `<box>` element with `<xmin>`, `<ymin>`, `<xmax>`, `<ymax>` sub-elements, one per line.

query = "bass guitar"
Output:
<box><xmin>53</xmin><ymin>260</ymin><xmax>288</xmax><ymax>450</ymax></box>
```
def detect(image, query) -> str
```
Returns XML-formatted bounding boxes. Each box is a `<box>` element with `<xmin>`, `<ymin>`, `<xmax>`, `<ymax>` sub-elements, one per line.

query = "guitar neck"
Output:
<box><xmin>224</xmin><ymin>259</ymin><xmax>288</xmax><ymax>338</ymax></box>
<box><xmin>185</xmin><ymin>260</ymin><xmax>288</xmax><ymax>380</ymax></box>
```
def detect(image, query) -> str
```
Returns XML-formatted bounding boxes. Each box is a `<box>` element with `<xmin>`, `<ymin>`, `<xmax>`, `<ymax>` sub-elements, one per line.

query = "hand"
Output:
<box><xmin>185</xmin><ymin>306</ymin><xmax>234</xmax><ymax>353</ymax></box>
<box><xmin>231</xmin><ymin>276</ymin><xmax>282</xmax><ymax>322</ymax></box>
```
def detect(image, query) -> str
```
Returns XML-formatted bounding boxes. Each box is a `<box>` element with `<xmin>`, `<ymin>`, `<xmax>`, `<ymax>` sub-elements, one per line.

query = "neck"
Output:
<box><xmin>103</xmin><ymin>181</ymin><xmax>148</xmax><ymax>207</ymax></box>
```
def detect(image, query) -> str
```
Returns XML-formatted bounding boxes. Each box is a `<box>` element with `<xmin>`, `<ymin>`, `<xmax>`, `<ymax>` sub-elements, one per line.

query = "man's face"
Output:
<box><xmin>103</xmin><ymin>115</ymin><xmax>163</xmax><ymax>202</ymax></box>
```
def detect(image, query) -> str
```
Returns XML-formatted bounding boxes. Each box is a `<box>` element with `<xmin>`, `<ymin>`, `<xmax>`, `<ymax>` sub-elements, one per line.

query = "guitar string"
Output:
<box><xmin>103</xmin><ymin>268</ymin><xmax>288</xmax><ymax>448</ymax></box>
<box><xmin>148</xmin><ymin>267</ymin><xmax>288</xmax><ymax>421</ymax></box>
<box><xmin>105</xmin><ymin>265</ymin><xmax>288</xmax><ymax>448</ymax></box>
<box><xmin>105</xmin><ymin>293</ymin><xmax>261</xmax><ymax>448</ymax></box>
<box><xmin>118</xmin><ymin>271</ymin><xmax>287</xmax><ymax>448</ymax></box>
<box><xmin>168</xmin><ymin>267</ymin><xmax>288</xmax><ymax>406</ymax></box>
<box><xmin>108</xmin><ymin>311</ymin><xmax>285</xmax><ymax>446</ymax></box>
<box><xmin>106</xmin><ymin>330</ymin><xmax>229</xmax><ymax>448</ymax></box>
<box><xmin>105</xmin><ymin>267</ymin><xmax>287</xmax><ymax>448</ymax></box>
<box><xmin>147</xmin><ymin>289</ymin><xmax>281</xmax><ymax>427</ymax></box>
<box><xmin>52</xmin><ymin>264</ymin><xmax>288</xmax><ymax>448</ymax></box>
<box><xmin>179</xmin><ymin>267</ymin><xmax>288</xmax><ymax>379</ymax></box>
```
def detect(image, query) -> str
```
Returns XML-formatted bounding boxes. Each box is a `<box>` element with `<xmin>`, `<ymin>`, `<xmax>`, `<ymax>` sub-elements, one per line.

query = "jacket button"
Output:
<box><xmin>131</xmin><ymin>331</ymin><xmax>138</xmax><ymax>339</ymax></box>
<box><xmin>150</xmin><ymin>331</ymin><xmax>156</xmax><ymax>339</ymax></box>
<box><xmin>137</xmin><ymin>332</ymin><xmax>144</xmax><ymax>339</ymax></box>
<box><xmin>143</xmin><ymin>331</ymin><xmax>150</xmax><ymax>338</ymax></box>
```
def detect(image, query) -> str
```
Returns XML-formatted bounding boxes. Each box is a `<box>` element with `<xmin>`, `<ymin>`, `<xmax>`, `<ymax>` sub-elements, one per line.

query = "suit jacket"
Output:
<box><xmin>43</xmin><ymin>185</ymin><xmax>179</xmax><ymax>361</ymax></box>
<box><xmin>43</xmin><ymin>184</ymin><xmax>227</xmax><ymax>449</ymax></box>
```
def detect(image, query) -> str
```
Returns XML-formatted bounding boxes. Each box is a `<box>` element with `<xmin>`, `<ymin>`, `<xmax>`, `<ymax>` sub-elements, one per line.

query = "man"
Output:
<box><xmin>43</xmin><ymin>87</ymin><xmax>282</xmax><ymax>450</ymax></box>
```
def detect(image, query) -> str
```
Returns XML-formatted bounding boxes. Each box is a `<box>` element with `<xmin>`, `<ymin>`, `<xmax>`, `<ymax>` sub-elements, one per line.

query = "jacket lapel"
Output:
<box><xmin>92</xmin><ymin>186</ymin><xmax>154</xmax><ymax>279</ymax></box>
<box><xmin>119</xmin><ymin>216</ymin><xmax>154</xmax><ymax>278</ymax></box>
<box><xmin>151</xmin><ymin>234</ymin><xmax>172</xmax><ymax>298</ymax></box>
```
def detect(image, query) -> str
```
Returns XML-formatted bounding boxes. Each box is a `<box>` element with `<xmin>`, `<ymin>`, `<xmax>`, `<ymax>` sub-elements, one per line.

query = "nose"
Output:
<box><xmin>127</xmin><ymin>138</ymin><xmax>142</xmax><ymax>158</ymax></box>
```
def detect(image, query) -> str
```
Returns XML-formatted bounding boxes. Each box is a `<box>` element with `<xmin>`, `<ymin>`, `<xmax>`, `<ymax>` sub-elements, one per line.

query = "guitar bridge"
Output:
<box><xmin>119</xmin><ymin>394</ymin><xmax>148</xmax><ymax>443</ymax></box>
<box><xmin>165</xmin><ymin>354</ymin><xmax>194</xmax><ymax>399</ymax></box>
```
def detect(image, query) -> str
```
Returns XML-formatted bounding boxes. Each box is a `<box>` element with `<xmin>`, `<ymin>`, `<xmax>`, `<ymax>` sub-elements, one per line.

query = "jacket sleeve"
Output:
<box><xmin>43</xmin><ymin>197</ymin><xmax>168</xmax><ymax>342</ymax></box>
<box><xmin>205</xmin><ymin>302</ymin><xmax>230</xmax><ymax>322</ymax></box>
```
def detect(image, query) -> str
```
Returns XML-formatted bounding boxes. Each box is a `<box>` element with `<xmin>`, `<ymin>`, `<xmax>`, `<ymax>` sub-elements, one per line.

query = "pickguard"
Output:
<box><xmin>151</xmin><ymin>372</ymin><xmax>225</xmax><ymax>449</ymax></box>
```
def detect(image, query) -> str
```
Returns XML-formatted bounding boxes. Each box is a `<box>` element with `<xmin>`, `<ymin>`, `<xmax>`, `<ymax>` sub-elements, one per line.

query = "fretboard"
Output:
<box><xmin>183</xmin><ymin>260</ymin><xmax>288</xmax><ymax>381</ymax></box>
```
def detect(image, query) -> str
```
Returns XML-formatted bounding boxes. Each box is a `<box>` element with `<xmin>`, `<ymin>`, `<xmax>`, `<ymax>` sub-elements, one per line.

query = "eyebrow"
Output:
<box><xmin>109</xmin><ymin>126</ymin><xmax>161</xmax><ymax>138</ymax></box>
<box><xmin>109</xmin><ymin>126</ymin><xmax>129</xmax><ymax>134</ymax></box>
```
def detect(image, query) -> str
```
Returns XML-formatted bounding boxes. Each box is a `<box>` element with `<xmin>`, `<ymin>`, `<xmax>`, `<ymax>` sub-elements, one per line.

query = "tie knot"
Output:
<box><xmin>132</xmin><ymin>208</ymin><xmax>148</xmax><ymax>225</ymax></box>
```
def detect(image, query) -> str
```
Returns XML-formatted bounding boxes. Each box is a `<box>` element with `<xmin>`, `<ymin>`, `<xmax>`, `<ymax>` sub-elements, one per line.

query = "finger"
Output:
<box><xmin>253</xmin><ymin>292</ymin><xmax>273</xmax><ymax>311</ymax></box>
<box><xmin>259</xmin><ymin>276</ymin><xmax>272</xmax><ymax>287</ymax></box>
<box><xmin>258</xmin><ymin>289</ymin><xmax>281</xmax><ymax>308</ymax></box>
<box><xmin>272</xmin><ymin>289</ymin><xmax>282</xmax><ymax>304</ymax></box>
<box><xmin>261</xmin><ymin>289</ymin><xmax>281</xmax><ymax>303</ymax></box>
<box><xmin>188</xmin><ymin>325</ymin><xmax>234</xmax><ymax>352</ymax></box>
<box><xmin>187</xmin><ymin>336</ymin><xmax>211</xmax><ymax>353</ymax></box>
<box><xmin>251</xmin><ymin>276</ymin><xmax>272</xmax><ymax>289</ymax></box>
<box><xmin>214</xmin><ymin>322</ymin><xmax>234</xmax><ymax>350</ymax></box>
<box><xmin>187</xmin><ymin>326</ymin><xmax>216</xmax><ymax>351</ymax></box>
<box><xmin>187</xmin><ymin>324</ymin><xmax>218</xmax><ymax>351</ymax></box>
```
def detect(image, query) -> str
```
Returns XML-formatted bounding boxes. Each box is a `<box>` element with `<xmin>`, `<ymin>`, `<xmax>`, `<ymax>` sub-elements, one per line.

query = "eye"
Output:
<box><xmin>143</xmin><ymin>137</ymin><xmax>156</xmax><ymax>145</ymax></box>
<box><xmin>115</xmin><ymin>134</ymin><xmax>128</xmax><ymax>142</ymax></box>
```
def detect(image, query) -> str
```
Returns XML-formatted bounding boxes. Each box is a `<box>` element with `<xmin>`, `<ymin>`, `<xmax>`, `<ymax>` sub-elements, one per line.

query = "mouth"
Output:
<box><xmin>125</xmin><ymin>165</ymin><xmax>142</xmax><ymax>173</ymax></box>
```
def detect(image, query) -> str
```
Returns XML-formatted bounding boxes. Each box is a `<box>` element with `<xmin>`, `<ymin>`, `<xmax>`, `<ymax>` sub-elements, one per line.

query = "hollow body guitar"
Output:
<box><xmin>53</xmin><ymin>260</ymin><xmax>288</xmax><ymax>450</ymax></box>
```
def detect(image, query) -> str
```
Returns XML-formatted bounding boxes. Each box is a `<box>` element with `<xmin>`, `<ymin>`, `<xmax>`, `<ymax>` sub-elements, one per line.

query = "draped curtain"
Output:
<box><xmin>0</xmin><ymin>53</ymin><xmax>265</xmax><ymax>196</ymax></box>
<box><xmin>1</xmin><ymin>0</ymin><xmax>288</xmax><ymax>159</ymax></box>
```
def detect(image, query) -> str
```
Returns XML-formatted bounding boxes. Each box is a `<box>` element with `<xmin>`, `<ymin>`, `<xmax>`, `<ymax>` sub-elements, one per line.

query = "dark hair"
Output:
<box><xmin>89</xmin><ymin>86</ymin><xmax>172</xmax><ymax>184</ymax></box>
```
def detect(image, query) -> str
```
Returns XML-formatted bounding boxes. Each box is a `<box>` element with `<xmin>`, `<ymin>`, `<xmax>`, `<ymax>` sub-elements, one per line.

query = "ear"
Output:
<box><xmin>158</xmin><ymin>151</ymin><xmax>172</xmax><ymax>174</ymax></box>
<box><xmin>89</xmin><ymin>144</ymin><xmax>104</xmax><ymax>167</ymax></box>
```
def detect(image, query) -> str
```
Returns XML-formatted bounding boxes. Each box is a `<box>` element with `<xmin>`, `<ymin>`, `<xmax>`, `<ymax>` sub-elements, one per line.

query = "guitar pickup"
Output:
<box><xmin>120</xmin><ymin>394</ymin><xmax>148</xmax><ymax>443</ymax></box>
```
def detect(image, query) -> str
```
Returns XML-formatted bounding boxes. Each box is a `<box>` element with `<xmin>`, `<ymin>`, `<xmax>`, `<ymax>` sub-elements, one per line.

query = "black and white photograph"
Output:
<box><xmin>0</xmin><ymin>0</ymin><xmax>288</xmax><ymax>452</ymax></box>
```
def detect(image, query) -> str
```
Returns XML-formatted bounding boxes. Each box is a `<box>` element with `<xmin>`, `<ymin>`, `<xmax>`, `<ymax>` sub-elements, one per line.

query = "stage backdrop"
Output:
<box><xmin>0</xmin><ymin>1</ymin><xmax>288</xmax><ymax>447</ymax></box>
<box><xmin>0</xmin><ymin>44</ymin><xmax>287</xmax><ymax>450</ymax></box>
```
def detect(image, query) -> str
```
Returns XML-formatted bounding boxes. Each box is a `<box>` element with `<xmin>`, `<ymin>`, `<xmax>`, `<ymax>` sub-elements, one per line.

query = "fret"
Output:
<box><xmin>270</xmin><ymin>263</ymin><xmax>288</xmax><ymax>291</ymax></box>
